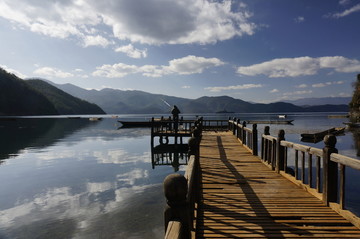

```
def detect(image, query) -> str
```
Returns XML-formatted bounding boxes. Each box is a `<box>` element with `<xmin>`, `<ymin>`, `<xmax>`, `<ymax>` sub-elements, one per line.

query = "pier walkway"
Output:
<box><xmin>196</xmin><ymin>131</ymin><xmax>360</xmax><ymax>238</ymax></box>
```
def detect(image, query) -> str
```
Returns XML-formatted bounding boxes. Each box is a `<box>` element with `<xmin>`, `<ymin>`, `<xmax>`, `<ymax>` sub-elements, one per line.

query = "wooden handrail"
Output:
<box><xmin>164</xmin><ymin>118</ymin><xmax>360</xmax><ymax>237</ymax></box>
<box><xmin>164</xmin><ymin>124</ymin><xmax>201</xmax><ymax>239</ymax></box>
<box><xmin>331</xmin><ymin>153</ymin><xmax>360</xmax><ymax>170</ymax></box>
<box><xmin>260</xmin><ymin>128</ymin><xmax>360</xmax><ymax>229</ymax></box>
<box><xmin>229</xmin><ymin>119</ymin><xmax>258</xmax><ymax>155</ymax></box>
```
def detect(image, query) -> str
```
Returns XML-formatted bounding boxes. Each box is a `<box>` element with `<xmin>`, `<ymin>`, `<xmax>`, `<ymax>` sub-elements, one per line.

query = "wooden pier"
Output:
<box><xmin>196</xmin><ymin>131</ymin><xmax>360</xmax><ymax>238</ymax></box>
<box><xmin>161</xmin><ymin>118</ymin><xmax>360</xmax><ymax>239</ymax></box>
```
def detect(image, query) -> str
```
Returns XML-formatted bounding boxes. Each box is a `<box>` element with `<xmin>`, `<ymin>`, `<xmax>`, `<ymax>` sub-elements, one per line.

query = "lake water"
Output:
<box><xmin>0</xmin><ymin>113</ymin><xmax>359</xmax><ymax>238</ymax></box>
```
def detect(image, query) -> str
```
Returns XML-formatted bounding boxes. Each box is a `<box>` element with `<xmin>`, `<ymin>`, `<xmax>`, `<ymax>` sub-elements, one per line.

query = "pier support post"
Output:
<box><xmin>276</xmin><ymin>130</ymin><xmax>285</xmax><ymax>173</ymax></box>
<box><xmin>322</xmin><ymin>135</ymin><xmax>338</xmax><ymax>205</ymax></box>
<box><xmin>252</xmin><ymin>124</ymin><xmax>258</xmax><ymax>156</ymax></box>
<box><xmin>164</xmin><ymin>174</ymin><xmax>190</xmax><ymax>239</ymax></box>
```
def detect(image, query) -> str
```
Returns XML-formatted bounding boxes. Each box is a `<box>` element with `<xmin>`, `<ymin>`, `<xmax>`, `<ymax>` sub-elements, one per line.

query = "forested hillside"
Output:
<box><xmin>0</xmin><ymin>68</ymin><xmax>105</xmax><ymax>116</ymax></box>
<box><xmin>27</xmin><ymin>79</ymin><xmax>105</xmax><ymax>115</ymax></box>
<box><xmin>0</xmin><ymin>68</ymin><xmax>58</xmax><ymax>116</ymax></box>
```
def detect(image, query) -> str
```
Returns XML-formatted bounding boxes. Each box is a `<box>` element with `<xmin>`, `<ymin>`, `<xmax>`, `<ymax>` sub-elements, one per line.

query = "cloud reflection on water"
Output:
<box><xmin>0</xmin><ymin>119</ymin><xmax>168</xmax><ymax>238</ymax></box>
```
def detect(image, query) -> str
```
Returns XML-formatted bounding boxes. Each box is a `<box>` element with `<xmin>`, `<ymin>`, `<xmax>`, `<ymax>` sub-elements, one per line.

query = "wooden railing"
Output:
<box><xmin>163</xmin><ymin>118</ymin><xmax>360</xmax><ymax>237</ymax></box>
<box><xmin>201</xmin><ymin>119</ymin><xmax>228</xmax><ymax>131</ymax></box>
<box><xmin>259</xmin><ymin>127</ymin><xmax>360</xmax><ymax>229</ymax></box>
<box><xmin>164</xmin><ymin>127</ymin><xmax>201</xmax><ymax>239</ymax></box>
<box><xmin>151</xmin><ymin>117</ymin><xmax>196</xmax><ymax>136</ymax></box>
<box><xmin>229</xmin><ymin>118</ymin><xmax>258</xmax><ymax>156</ymax></box>
<box><xmin>228</xmin><ymin>118</ymin><xmax>360</xmax><ymax>228</ymax></box>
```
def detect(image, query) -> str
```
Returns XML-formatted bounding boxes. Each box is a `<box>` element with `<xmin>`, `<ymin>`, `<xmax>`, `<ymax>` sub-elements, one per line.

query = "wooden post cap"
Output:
<box><xmin>324</xmin><ymin>134</ymin><xmax>337</xmax><ymax>148</ymax></box>
<box><xmin>278</xmin><ymin>129</ymin><xmax>285</xmax><ymax>139</ymax></box>
<box><xmin>264</xmin><ymin>126</ymin><xmax>270</xmax><ymax>135</ymax></box>
<box><xmin>164</xmin><ymin>174</ymin><xmax>187</xmax><ymax>206</ymax></box>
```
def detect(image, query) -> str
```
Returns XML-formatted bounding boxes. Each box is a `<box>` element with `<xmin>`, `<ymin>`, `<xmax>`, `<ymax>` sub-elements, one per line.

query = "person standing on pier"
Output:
<box><xmin>171</xmin><ymin>105</ymin><xmax>181</xmax><ymax>132</ymax></box>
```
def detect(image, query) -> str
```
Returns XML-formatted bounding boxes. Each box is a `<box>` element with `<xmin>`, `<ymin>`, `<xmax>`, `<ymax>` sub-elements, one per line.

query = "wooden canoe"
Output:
<box><xmin>301</xmin><ymin>127</ymin><xmax>345</xmax><ymax>140</ymax></box>
<box><xmin>246</xmin><ymin>120</ymin><xmax>294</xmax><ymax>125</ymax></box>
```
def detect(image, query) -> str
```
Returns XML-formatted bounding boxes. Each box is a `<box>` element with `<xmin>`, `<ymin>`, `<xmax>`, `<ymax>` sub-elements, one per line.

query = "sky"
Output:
<box><xmin>0</xmin><ymin>0</ymin><xmax>360</xmax><ymax>103</ymax></box>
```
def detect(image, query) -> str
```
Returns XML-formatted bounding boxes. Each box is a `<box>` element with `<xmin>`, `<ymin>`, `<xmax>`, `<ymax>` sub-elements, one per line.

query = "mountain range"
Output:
<box><xmin>0</xmin><ymin>66</ymin><xmax>349</xmax><ymax>116</ymax></box>
<box><xmin>283</xmin><ymin>97</ymin><xmax>351</xmax><ymax>106</ymax></box>
<box><xmin>49</xmin><ymin>81</ymin><xmax>349</xmax><ymax>114</ymax></box>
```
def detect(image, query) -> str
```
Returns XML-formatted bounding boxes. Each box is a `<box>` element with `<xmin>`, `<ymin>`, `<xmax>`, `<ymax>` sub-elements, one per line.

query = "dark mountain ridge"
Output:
<box><xmin>26</xmin><ymin>79</ymin><xmax>105</xmax><ymax>115</ymax></box>
<box><xmin>0</xmin><ymin>68</ymin><xmax>58</xmax><ymax>116</ymax></box>
<box><xmin>52</xmin><ymin>82</ymin><xmax>348</xmax><ymax>114</ymax></box>
<box><xmin>0</xmin><ymin>68</ymin><xmax>105</xmax><ymax>116</ymax></box>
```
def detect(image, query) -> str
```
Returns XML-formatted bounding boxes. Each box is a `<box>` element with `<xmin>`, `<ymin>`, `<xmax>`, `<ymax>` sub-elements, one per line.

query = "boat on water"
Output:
<box><xmin>278</xmin><ymin>115</ymin><xmax>287</xmax><ymax>119</ymax></box>
<box><xmin>246</xmin><ymin>120</ymin><xmax>294</xmax><ymax>125</ymax></box>
<box><xmin>328</xmin><ymin>114</ymin><xmax>349</xmax><ymax>118</ymax></box>
<box><xmin>118</xmin><ymin>120</ymin><xmax>152</xmax><ymax>127</ymax></box>
<box><xmin>89</xmin><ymin>117</ymin><xmax>102</xmax><ymax>121</ymax></box>
<box><xmin>118</xmin><ymin>119</ymin><xmax>170</xmax><ymax>128</ymax></box>
<box><xmin>301</xmin><ymin>127</ymin><xmax>345</xmax><ymax>141</ymax></box>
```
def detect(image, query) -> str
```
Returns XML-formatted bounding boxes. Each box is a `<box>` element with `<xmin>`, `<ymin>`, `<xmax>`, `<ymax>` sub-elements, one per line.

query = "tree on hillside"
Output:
<box><xmin>0</xmin><ymin>68</ymin><xmax>58</xmax><ymax>116</ymax></box>
<box><xmin>349</xmin><ymin>74</ymin><xmax>360</xmax><ymax>119</ymax></box>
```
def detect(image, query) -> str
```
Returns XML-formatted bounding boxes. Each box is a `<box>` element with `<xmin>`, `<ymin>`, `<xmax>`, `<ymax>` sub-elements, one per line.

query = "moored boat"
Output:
<box><xmin>301</xmin><ymin>127</ymin><xmax>345</xmax><ymax>140</ymax></box>
<box><xmin>246</xmin><ymin>120</ymin><xmax>294</xmax><ymax>125</ymax></box>
<box><xmin>118</xmin><ymin>119</ymin><xmax>169</xmax><ymax>128</ymax></box>
<box><xmin>89</xmin><ymin>117</ymin><xmax>102</xmax><ymax>121</ymax></box>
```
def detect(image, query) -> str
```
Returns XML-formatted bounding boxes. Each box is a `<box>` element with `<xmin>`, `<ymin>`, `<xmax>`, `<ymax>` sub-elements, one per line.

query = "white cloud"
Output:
<box><xmin>296</xmin><ymin>84</ymin><xmax>308</xmax><ymax>88</ymax></box>
<box><xmin>115</xmin><ymin>44</ymin><xmax>147</xmax><ymax>59</ymax></box>
<box><xmin>270</xmin><ymin>89</ymin><xmax>279</xmax><ymax>93</ymax></box>
<box><xmin>33</xmin><ymin>67</ymin><xmax>74</xmax><ymax>78</ymax></box>
<box><xmin>237</xmin><ymin>56</ymin><xmax>360</xmax><ymax>78</ymax></box>
<box><xmin>330</xmin><ymin>3</ymin><xmax>360</xmax><ymax>18</ymax></box>
<box><xmin>0</xmin><ymin>0</ymin><xmax>256</xmax><ymax>46</ymax></box>
<box><xmin>0</xmin><ymin>65</ymin><xmax>27</xmax><ymax>78</ymax></box>
<box><xmin>294</xmin><ymin>16</ymin><xmax>305</xmax><ymax>23</ymax></box>
<box><xmin>167</xmin><ymin>55</ymin><xmax>224</xmax><ymax>75</ymax></box>
<box><xmin>312</xmin><ymin>80</ymin><xmax>344</xmax><ymax>88</ymax></box>
<box><xmin>205</xmin><ymin>84</ymin><xmax>262</xmax><ymax>92</ymax></box>
<box><xmin>182</xmin><ymin>85</ymin><xmax>191</xmax><ymax>89</ymax></box>
<box><xmin>283</xmin><ymin>90</ymin><xmax>313</xmax><ymax>96</ymax></box>
<box><xmin>92</xmin><ymin>55</ymin><xmax>224</xmax><ymax>78</ymax></box>
<box><xmin>93</xmin><ymin>63</ymin><xmax>139</xmax><ymax>78</ymax></box>
<box><xmin>339</xmin><ymin>0</ymin><xmax>351</xmax><ymax>6</ymax></box>
<box><xmin>82</xmin><ymin>35</ymin><xmax>113</xmax><ymax>47</ymax></box>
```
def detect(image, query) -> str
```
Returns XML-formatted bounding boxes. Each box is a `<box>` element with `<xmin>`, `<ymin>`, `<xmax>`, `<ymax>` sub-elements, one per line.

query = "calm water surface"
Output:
<box><xmin>0</xmin><ymin>113</ymin><xmax>359</xmax><ymax>238</ymax></box>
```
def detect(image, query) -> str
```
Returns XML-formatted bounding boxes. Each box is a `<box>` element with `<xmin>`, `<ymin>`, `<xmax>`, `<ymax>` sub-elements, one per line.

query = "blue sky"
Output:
<box><xmin>0</xmin><ymin>0</ymin><xmax>359</xmax><ymax>103</ymax></box>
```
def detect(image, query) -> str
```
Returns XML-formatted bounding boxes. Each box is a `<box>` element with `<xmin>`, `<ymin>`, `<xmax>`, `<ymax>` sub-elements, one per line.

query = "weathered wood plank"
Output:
<box><xmin>195</xmin><ymin>131</ymin><xmax>360</xmax><ymax>238</ymax></box>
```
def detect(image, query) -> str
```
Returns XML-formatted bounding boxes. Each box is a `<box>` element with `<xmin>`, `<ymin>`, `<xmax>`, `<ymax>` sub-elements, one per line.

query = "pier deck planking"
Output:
<box><xmin>196</xmin><ymin>131</ymin><xmax>360</xmax><ymax>238</ymax></box>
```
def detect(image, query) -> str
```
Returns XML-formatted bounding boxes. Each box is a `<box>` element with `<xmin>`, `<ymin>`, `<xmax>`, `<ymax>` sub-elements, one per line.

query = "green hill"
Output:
<box><xmin>0</xmin><ymin>68</ymin><xmax>58</xmax><ymax>116</ymax></box>
<box><xmin>26</xmin><ymin>79</ymin><xmax>105</xmax><ymax>115</ymax></box>
<box><xmin>0</xmin><ymin>68</ymin><xmax>105</xmax><ymax>116</ymax></box>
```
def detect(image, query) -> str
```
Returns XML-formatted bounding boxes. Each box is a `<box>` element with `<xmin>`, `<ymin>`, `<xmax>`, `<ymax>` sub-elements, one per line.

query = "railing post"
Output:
<box><xmin>262</xmin><ymin>126</ymin><xmax>270</xmax><ymax>161</ymax></box>
<box><xmin>164</xmin><ymin>174</ymin><xmax>190</xmax><ymax>239</ymax></box>
<box><xmin>232</xmin><ymin>118</ymin><xmax>237</xmax><ymax>135</ymax></box>
<box><xmin>276</xmin><ymin>129</ymin><xmax>285</xmax><ymax>173</ymax></box>
<box><xmin>242</xmin><ymin>121</ymin><xmax>247</xmax><ymax>145</ymax></box>
<box><xmin>252</xmin><ymin>124</ymin><xmax>258</xmax><ymax>156</ymax></box>
<box><xmin>322</xmin><ymin>134</ymin><xmax>338</xmax><ymax>205</ymax></box>
<box><xmin>188</xmin><ymin>134</ymin><xmax>200</xmax><ymax>161</ymax></box>
<box><xmin>236</xmin><ymin>119</ymin><xmax>241</xmax><ymax>139</ymax></box>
